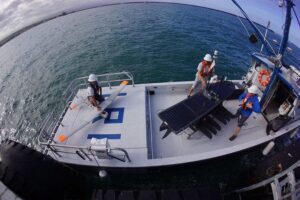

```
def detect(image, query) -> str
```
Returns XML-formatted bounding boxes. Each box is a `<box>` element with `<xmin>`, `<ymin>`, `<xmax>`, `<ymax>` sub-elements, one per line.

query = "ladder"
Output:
<box><xmin>233</xmin><ymin>160</ymin><xmax>300</xmax><ymax>200</ymax></box>
<box><xmin>271</xmin><ymin>170</ymin><xmax>300</xmax><ymax>200</ymax></box>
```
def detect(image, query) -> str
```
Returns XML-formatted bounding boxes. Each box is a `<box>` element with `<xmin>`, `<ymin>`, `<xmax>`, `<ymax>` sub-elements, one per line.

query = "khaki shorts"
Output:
<box><xmin>191</xmin><ymin>76</ymin><xmax>207</xmax><ymax>93</ymax></box>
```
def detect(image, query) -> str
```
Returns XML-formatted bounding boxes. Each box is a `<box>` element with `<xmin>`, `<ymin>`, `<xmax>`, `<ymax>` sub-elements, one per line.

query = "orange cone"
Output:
<box><xmin>58</xmin><ymin>134</ymin><xmax>67</xmax><ymax>142</ymax></box>
<box><xmin>70</xmin><ymin>103</ymin><xmax>77</xmax><ymax>110</ymax></box>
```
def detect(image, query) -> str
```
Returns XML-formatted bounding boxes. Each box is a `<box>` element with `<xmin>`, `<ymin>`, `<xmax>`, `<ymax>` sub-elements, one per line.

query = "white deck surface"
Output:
<box><xmin>149</xmin><ymin>85</ymin><xmax>266</xmax><ymax>159</ymax></box>
<box><xmin>145</xmin><ymin>83</ymin><xmax>299</xmax><ymax>167</ymax></box>
<box><xmin>48</xmin><ymin>81</ymin><xmax>300</xmax><ymax>168</ymax></box>
<box><xmin>53</xmin><ymin>84</ymin><xmax>148</xmax><ymax>164</ymax></box>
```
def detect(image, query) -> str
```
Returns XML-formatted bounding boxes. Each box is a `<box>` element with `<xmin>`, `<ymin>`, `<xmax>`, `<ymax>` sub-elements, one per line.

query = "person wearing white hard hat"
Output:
<box><xmin>188</xmin><ymin>53</ymin><xmax>216</xmax><ymax>97</ymax></box>
<box><xmin>87</xmin><ymin>74</ymin><xmax>105</xmax><ymax>112</ymax></box>
<box><xmin>229</xmin><ymin>85</ymin><xmax>261</xmax><ymax>141</ymax></box>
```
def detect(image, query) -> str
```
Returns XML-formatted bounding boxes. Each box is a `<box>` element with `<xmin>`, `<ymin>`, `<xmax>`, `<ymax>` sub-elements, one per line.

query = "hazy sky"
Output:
<box><xmin>0</xmin><ymin>0</ymin><xmax>300</xmax><ymax>46</ymax></box>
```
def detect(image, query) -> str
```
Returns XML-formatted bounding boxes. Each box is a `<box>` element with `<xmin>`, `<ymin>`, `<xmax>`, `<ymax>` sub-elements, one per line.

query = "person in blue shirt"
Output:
<box><xmin>229</xmin><ymin>85</ymin><xmax>261</xmax><ymax>141</ymax></box>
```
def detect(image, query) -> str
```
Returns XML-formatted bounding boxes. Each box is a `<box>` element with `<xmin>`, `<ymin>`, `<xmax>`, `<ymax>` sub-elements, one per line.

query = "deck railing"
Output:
<box><xmin>41</xmin><ymin>142</ymin><xmax>131</xmax><ymax>163</ymax></box>
<box><xmin>63</xmin><ymin>71</ymin><xmax>134</xmax><ymax>104</ymax></box>
<box><xmin>233</xmin><ymin>160</ymin><xmax>300</xmax><ymax>200</ymax></box>
<box><xmin>37</xmin><ymin>71</ymin><xmax>134</xmax><ymax>164</ymax></box>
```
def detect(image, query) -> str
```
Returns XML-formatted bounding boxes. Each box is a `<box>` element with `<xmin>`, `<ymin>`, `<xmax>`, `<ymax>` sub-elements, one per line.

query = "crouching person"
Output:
<box><xmin>87</xmin><ymin>74</ymin><xmax>108</xmax><ymax>118</ymax></box>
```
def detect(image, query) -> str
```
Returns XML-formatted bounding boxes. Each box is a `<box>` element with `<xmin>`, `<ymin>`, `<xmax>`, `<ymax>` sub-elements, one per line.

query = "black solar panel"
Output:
<box><xmin>158</xmin><ymin>81</ymin><xmax>235</xmax><ymax>134</ymax></box>
<box><xmin>183</xmin><ymin>95</ymin><xmax>214</xmax><ymax>115</ymax></box>
<box><xmin>159</xmin><ymin>104</ymin><xmax>194</xmax><ymax>131</ymax></box>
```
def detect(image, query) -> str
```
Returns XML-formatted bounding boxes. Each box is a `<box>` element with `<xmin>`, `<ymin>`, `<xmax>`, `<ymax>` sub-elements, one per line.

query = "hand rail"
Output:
<box><xmin>37</xmin><ymin>71</ymin><xmax>135</xmax><ymax>148</ymax></box>
<box><xmin>233</xmin><ymin>160</ymin><xmax>300</xmax><ymax>193</ymax></box>
<box><xmin>37</xmin><ymin>111</ymin><xmax>55</xmax><ymax>144</ymax></box>
<box><xmin>38</xmin><ymin>142</ymin><xmax>131</xmax><ymax>163</ymax></box>
<box><xmin>109</xmin><ymin>147</ymin><xmax>131</xmax><ymax>162</ymax></box>
<box><xmin>62</xmin><ymin>71</ymin><xmax>134</xmax><ymax>104</ymax></box>
<box><xmin>37</xmin><ymin>102</ymin><xmax>71</xmax><ymax>148</ymax></box>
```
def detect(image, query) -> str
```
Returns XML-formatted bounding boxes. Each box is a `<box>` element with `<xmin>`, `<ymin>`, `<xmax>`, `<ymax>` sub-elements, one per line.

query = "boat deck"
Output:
<box><xmin>45</xmin><ymin>81</ymin><xmax>300</xmax><ymax>168</ymax></box>
<box><xmin>147</xmin><ymin>84</ymin><xmax>267</xmax><ymax>159</ymax></box>
<box><xmin>54</xmin><ymin>84</ymin><xmax>149</xmax><ymax>163</ymax></box>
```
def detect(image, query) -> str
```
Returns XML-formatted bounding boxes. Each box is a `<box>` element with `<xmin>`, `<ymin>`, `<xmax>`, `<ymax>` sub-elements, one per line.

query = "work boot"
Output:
<box><xmin>229</xmin><ymin>135</ymin><xmax>237</xmax><ymax>141</ymax></box>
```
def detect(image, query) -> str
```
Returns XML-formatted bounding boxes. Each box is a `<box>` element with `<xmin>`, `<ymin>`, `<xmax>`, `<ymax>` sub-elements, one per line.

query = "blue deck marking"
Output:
<box><xmin>104</xmin><ymin>108</ymin><xmax>125</xmax><ymax>124</ymax></box>
<box><xmin>103</xmin><ymin>92</ymin><xmax>127</xmax><ymax>98</ymax></box>
<box><xmin>91</xmin><ymin>107</ymin><xmax>125</xmax><ymax>124</ymax></box>
<box><xmin>87</xmin><ymin>134</ymin><xmax>121</xmax><ymax>139</ymax></box>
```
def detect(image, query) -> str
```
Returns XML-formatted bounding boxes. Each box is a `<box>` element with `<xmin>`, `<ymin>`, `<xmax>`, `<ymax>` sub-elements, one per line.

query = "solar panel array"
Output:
<box><xmin>158</xmin><ymin>81</ymin><xmax>236</xmax><ymax>135</ymax></box>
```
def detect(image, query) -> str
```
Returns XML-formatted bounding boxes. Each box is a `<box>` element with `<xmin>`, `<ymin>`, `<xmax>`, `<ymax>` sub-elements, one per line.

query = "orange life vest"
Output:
<box><xmin>200</xmin><ymin>61</ymin><xmax>210</xmax><ymax>77</ymax></box>
<box><xmin>241</xmin><ymin>93</ymin><xmax>253</xmax><ymax>110</ymax></box>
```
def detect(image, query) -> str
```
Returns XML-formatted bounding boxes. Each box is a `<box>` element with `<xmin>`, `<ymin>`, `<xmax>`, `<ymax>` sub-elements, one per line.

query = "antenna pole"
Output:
<box><xmin>278</xmin><ymin>0</ymin><xmax>294</xmax><ymax>58</ymax></box>
<box><xmin>260</xmin><ymin>21</ymin><xmax>271</xmax><ymax>53</ymax></box>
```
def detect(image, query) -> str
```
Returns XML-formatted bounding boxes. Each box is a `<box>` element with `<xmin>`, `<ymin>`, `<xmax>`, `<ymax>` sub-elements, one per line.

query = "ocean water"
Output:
<box><xmin>0</xmin><ymin>3</ymin><xmax>299</xmax><ymax>149</ymax></box>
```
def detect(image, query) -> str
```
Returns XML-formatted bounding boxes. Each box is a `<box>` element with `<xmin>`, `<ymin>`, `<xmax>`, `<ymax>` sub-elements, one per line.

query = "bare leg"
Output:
<box><xmin>234</xmin><ymin>127</ymin><xmax>241</xmax><ymax>136</ymax></box>
<box><xmin>89</xmin><ymin>97</ymin><xmax>102</xmax><ymax>111</ymax></box>
<box><xmin>229</xmin><ymin>127</ymin><xmax>241</xmax><ymax>141</ymax></box>
<box><xmin>188</xmin><ymin>87</ymin><xmax>194</xmax><ymax>97</ymax></box>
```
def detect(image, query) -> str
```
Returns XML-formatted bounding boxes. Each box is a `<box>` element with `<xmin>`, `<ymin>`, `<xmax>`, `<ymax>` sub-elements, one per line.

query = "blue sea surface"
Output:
<box><xmin>0</xmin><ymin>3</ymin><xmax>299</xmax><ymax>148</ymax></box>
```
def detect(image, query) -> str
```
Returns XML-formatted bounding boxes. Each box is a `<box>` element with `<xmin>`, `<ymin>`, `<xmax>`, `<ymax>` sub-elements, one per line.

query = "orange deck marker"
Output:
<box><xmin>58</xmin><ymin>134</ymin><xmax>67</xmax><ymax>142</ymax></box>
<box><xmin>70</xmin><ymin>103</ymin><xmax>78</xmax><ymax>110</ymax></box>
<box><xmin>121</xmin><ymin>80</ymin><xmax>129</xmax><ymax>86</ymax></box>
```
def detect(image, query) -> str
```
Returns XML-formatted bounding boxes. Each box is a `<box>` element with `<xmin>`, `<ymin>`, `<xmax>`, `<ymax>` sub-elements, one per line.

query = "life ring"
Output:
<box><xmin>258</xmin><ymin>69</ymin><xmax>270</xmax><ymax>87</ymax></box>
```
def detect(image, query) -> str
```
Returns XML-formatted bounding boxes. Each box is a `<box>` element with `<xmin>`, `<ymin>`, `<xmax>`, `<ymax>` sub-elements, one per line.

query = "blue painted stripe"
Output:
<box><xmin>87</xmin><ymin>134</ymin><xmax>121</xmax><ymax>140</ymax></box>
<box><xmin>103</xmin><ymin>92</ymin><xmax>127</xmax><ymax>98</ymax></box>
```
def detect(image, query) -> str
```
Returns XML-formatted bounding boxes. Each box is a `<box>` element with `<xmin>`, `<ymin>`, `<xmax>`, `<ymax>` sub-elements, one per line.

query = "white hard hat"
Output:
<box><xmin>88</xmin><ymin>74</ymin><xmax>97</xmax><ymax>82</ymax></box>
<box><xmin>248</xmin><ymin>85</ymin><xmax>259</xmax><ymax>94</ymax></box>
<box><xmin>203</xmin><ymin>54</ymin><xmax>212</xmax><ymax>62</ymax></box>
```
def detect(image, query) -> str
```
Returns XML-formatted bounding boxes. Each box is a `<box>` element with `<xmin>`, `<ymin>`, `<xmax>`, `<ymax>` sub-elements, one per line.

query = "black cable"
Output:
<box><xmin>292</xmin><ymin>7</ymin><xmax>300</xmax><ymax>28</ymax></box>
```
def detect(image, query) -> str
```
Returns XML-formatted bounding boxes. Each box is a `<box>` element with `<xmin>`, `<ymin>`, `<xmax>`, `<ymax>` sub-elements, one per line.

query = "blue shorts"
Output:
<box><xmin>237</xmin><ymin>109</ymin><xmax>249</xmax><ymax>127</ymax></box>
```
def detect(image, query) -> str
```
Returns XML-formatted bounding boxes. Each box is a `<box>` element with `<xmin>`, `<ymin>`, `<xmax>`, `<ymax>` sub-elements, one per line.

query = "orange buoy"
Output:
<box><xmin>258</xmin><ymin>69</ymin><xmax>270</xmax><ymax>87</ymax></box>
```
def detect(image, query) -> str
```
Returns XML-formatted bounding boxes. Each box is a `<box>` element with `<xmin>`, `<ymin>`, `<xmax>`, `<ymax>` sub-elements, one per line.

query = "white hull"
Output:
<box><xmin>38</xmin><ymin>76</ymin><xmax>300</xmax><ymax>168</ymax></box>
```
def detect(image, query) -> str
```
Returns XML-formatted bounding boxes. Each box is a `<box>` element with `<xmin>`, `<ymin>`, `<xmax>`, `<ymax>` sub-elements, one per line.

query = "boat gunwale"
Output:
<box><xmin>50</xmin><ymin>118</ymin><xmax>300</xmax><ymax>168</ymax></box>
